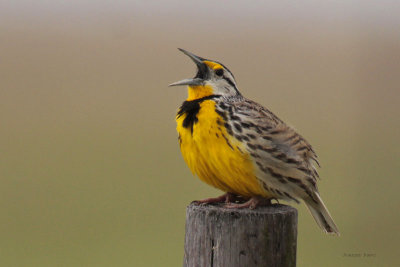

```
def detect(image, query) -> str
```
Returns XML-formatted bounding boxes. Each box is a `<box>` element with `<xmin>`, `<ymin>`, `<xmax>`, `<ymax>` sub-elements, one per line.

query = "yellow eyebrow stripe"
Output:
<box><xmin>203</xmin><ymin>60</ymin><xmax>223</xmax><ymax>70</ymax></box>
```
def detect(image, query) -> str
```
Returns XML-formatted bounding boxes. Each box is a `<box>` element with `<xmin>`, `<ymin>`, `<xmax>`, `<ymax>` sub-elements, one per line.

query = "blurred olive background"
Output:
<box><xmin>1</xmin><ymin>1</ymin><xmax>399</xmax><ymax>266</ymax></box>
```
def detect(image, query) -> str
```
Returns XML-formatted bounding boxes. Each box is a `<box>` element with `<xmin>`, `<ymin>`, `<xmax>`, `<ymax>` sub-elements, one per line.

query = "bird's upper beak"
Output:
<box><xmin>169</xmin><ymin>48</ymin><xmax>208</xmax><ymax>87</ymax></box>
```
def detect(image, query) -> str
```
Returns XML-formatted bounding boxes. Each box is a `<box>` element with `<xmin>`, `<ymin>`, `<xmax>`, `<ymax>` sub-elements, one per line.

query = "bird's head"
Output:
<box><xmin>169</xmin><ymin>48</ymin><xmax>240</xmax><ymax>100</ymax></box>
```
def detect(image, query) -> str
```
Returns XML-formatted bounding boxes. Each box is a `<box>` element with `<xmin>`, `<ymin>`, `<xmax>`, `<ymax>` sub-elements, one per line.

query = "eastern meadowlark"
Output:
<box><xmin>170</xmin><ymin>49</ymin><xmax>339</xmax><ymax>235</ymax></box>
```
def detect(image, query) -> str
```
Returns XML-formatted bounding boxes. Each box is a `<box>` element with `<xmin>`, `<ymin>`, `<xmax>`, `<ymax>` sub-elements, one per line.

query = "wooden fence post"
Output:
<box><xmin>183</xmin><ymin>203</ymin><xmax>297</xmax><ymax>267</ymax></box>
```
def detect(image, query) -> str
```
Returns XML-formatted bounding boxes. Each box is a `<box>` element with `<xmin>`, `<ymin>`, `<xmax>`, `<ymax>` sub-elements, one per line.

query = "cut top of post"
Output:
<box><xmin>188</xmin><ymin>202</ymin><xmax>297</xmax><ymax>216</ymax></box>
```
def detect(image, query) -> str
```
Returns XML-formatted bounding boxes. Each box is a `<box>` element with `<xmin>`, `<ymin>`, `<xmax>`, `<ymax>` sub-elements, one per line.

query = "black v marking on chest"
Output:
<box><xmin>177</xmin><ymin>95</ymin><xmax>221</xmax><ymax>134</ymax></box>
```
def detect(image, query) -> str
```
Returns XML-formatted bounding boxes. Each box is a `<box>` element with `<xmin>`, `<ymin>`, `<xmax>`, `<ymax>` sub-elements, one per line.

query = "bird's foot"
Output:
<box><xmin>224</xmin><ymin>196</ymin><xmax>272</xmax><ymax>210</ymax></box>
<box><xmin>192</xmin><ymin>192</ymin><xmax>238</xmax><ymax>205</ymax></box>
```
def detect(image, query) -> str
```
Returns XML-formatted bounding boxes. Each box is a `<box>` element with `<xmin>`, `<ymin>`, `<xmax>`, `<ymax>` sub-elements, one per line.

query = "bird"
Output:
<box><xmin>169</xmin><ymin>48</ymin><xmax>339</xmax><ymax>235</ymax></box>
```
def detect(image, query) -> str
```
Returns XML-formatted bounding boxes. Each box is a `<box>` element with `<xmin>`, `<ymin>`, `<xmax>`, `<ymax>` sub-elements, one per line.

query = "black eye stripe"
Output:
<box><xmin>224</xmin><ymin>77</ymin><xmax>235</xmax><ymax>88</ymax></box>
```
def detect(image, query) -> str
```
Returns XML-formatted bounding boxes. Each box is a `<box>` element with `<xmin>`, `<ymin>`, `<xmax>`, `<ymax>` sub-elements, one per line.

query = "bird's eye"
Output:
<box><xmin>215</xmin><ymin>68</ymin><xmax>224</xmax><ymax>77</ymax></box>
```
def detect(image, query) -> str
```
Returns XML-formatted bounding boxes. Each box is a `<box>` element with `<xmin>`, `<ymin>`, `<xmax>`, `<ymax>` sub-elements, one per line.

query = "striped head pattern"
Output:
<box><xmin>169</xmin><ymin>49</ymin><xmax>240</xmax><ymax>100</ymax></box>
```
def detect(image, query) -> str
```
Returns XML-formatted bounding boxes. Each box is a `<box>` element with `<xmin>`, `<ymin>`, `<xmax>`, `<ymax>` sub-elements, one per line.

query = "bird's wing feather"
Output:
<box><xmin>222</xmin><ymin>97</ymin><xmax>320</xmax><ymax>197</ymax></box>
<box><xmin>234</xmin><ymin>98</ymin><xmax>318</xmax><ymax>165</ymax></box>
<box><xmin>218</xmin><ymin>97</ymin><xmax>339</xmax><ymax>234</ymax></box>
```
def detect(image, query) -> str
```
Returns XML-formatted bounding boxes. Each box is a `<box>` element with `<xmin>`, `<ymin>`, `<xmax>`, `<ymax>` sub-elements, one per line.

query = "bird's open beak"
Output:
<box><xmin>169</xmin><ymin>48</ymin><xmax>208</xmax><ymax>87</ymax></box>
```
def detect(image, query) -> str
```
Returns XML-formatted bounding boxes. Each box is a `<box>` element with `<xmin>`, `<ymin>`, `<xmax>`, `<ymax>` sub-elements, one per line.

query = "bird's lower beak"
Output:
<box><xmin>169</xmin><ymin>48</ymin><xmax>208</xmax><ymax>87</ymax></box>
<box><xmin>169</xmin><ymin>78</ymin><xmax>204</xmax><ymax>87</ymax></box>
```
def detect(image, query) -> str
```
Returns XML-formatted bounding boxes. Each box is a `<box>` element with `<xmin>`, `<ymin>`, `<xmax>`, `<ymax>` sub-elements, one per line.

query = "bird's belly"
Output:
<box><xmin>176</xmin><ymin>101</ymin><xmax>268</xmax><ymax>197</ymax></box>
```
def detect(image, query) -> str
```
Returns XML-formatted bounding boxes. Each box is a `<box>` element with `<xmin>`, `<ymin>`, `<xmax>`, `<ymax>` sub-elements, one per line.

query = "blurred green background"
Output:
<box><xmin>1</xmin><ymin>1</ymin><xmax>399</xmax><ymax>266</ymax></box>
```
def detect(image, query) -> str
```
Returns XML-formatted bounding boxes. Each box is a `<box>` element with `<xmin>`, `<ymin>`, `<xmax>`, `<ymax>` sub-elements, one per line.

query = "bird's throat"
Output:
<box><xmin>187</xmin><ymin>85</ymin><xmax>214</xmax><ymax>101</ymax></box>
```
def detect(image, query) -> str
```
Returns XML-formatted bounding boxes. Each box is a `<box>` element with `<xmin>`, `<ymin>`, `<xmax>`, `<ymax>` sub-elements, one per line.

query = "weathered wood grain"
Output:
<box><xmin>183</xmin><ymin>203</ymin><xmax>297</xmax><ymax>267</ymax></box>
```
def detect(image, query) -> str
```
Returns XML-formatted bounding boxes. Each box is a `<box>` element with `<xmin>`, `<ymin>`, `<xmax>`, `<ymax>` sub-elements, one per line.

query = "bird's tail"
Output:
<box><xmin>304</xmin><ymin>193</ymin><xmax>340</xmax><ymax>235</ymax></box>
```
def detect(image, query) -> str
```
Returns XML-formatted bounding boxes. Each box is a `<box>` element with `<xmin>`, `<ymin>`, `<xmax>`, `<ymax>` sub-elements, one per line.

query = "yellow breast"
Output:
<box><xmin>176</xmin><ymin>99</ymin><xmax>268</xmax><ymax>197</ymax></box>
